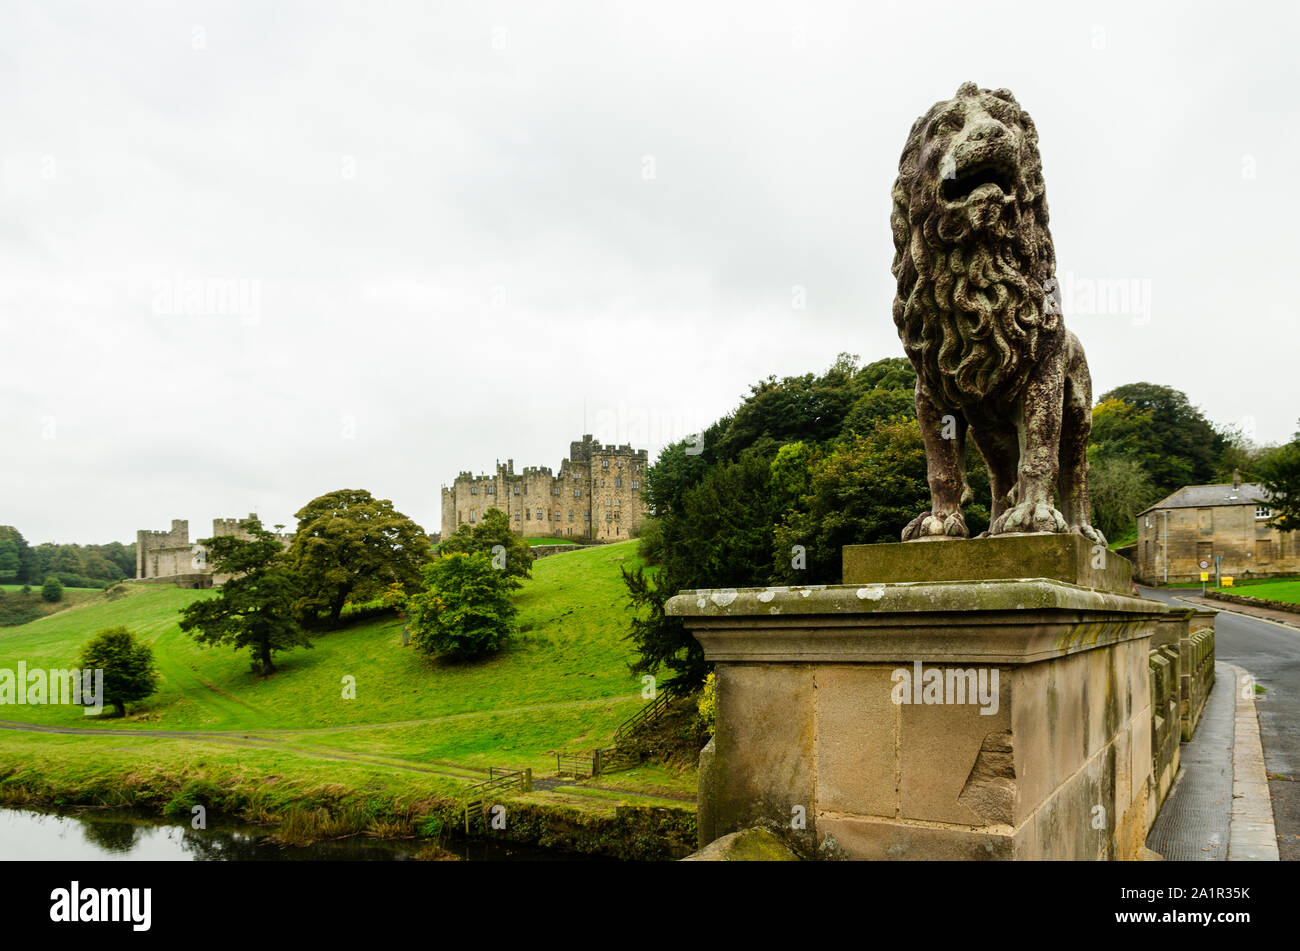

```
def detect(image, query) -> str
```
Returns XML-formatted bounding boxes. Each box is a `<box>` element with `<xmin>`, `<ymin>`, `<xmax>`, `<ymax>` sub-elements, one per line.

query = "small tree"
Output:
<box><xmin>436</xmin><ymin>507</ymin><xmax>533</xmax><ymax>590</ymax></box>
<box><xmin>77</xmin><ymin>627</ymin><xmax>159</xmax><ymax>717</ymax></box>
<box><xmin>179</xmin><ymin>518</ymin><xmax>309</xmax><ymax>675</ymax></box>
<box><xmin>407</xmin><ymin>552</ymin><xmax>515</xmax><ymax>660</ymax></box>
<box><xmin>41</xmin><ymin>576</ymin><xmax>63</xmax><ymax>603</ymax></box>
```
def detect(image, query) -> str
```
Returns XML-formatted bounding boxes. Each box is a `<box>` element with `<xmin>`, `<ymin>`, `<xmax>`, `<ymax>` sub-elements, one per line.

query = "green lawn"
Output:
<box><xmin>0</xmin><ymin>542</ymin><xmax>671</xmax><ymax>776</ymax></box>
<box><xmin>526</xmin><ymin>537</ymin><xmax>583</xmax><ymax>546</ymax></box>
<box><xmin>1212</xmin><ymin>579</ymin><xmax>1300</xmax><ymax>603</ymax></box>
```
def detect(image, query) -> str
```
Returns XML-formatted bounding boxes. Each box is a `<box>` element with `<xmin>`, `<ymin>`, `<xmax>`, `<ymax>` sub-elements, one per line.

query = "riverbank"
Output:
<box><xmin>0</xmin><ymin>732</ymin><xmax>696</xmax><ymax>860</ymax></box>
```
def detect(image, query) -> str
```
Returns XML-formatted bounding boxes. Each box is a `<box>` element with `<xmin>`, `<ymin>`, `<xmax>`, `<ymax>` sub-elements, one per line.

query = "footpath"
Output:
<box><xmin>1145</xmin><ymin>660</ymin><xmax>1279</xmax><ymax>860</ymax></box>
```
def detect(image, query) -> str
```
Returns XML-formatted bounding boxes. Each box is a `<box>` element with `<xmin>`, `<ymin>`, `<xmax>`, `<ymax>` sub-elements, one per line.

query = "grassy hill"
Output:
<box><xmin>0</xmin><ymin>542</ymin><xmax>691</xmax><ymax>791</ymax></box>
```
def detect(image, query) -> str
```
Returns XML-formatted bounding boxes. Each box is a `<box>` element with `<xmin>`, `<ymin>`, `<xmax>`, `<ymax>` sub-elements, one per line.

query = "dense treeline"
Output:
<box><xmin>0</xmin><ymin>526</ymin><xmax>134</xmax><ymax>588</ymax></box>
<box><xmin>625</xmin><ymin>355</ymin><xmax>1296</xmax><ymax>690</ymax></box>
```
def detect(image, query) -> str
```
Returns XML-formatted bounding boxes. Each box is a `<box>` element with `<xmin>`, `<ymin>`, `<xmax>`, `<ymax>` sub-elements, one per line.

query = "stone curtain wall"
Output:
<box><xmin>439</xmin><ymin>435</ymin><xmax>649</xmax><ymax>542</ymax></box>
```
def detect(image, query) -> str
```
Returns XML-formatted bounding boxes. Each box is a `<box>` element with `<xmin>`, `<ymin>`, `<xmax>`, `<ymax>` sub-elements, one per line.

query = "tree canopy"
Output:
<box><xmin>77</xmin><ymin>626</ymin><xmax>159</xmax><ymax>717</ymax></box>
<box><xmin>179</xmin><ymin>518</ymin><xmax>309</xmax><ymax>675</ymax></box>
<box><xmin>436</xmin><ymin>507</ymin><xmax>533</xmax><ymax>589</ymax></box>
<box><xmin>288</xmin><ymin>489</ymin><xmax>431</xmax><ymax>624</ymax></box>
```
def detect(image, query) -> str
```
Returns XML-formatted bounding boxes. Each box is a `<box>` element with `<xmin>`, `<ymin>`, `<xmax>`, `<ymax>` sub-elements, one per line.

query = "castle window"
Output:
<box><xmin>470</xmin><ymin>486</ymin><xmax>477</xmax><ymax>494</ymax></box>
<box><xmin>614</xmin><ymin>511</ymin><xmax>620</xmax><ymax>520</ymax></box>
<box><xmin>602</xmin><ymin>460</ymin><xmax>609</xmax><ymax>468</ymax></box>
<box><xmin>569</xmin><ymin>511</ymin><xmax>574</xmax><ymax>521</ymax></box>
<box><xmin>515</xmin><ymin>513</ymin><xmax>521</xmax><ymax>522</ymax></box>
<box><xmin>469</xmin><ymin>510</ymin><xmax>476</xmax><ymax>522</ymax></box>
<box><xmin>614</xmin><ymin>498</ymin><xmax>620</xmax><ymax>506</ymax></box>
<box><xmin>585</xmin><ymin>514</ymin><xmax>591</xmax><ymax>522</ymax></box>
<box><xmin>606</xmin><ymin>512</ymin><xmax>613</xmax><ymax>521</ymax></box>
<box><xmin>601</xmin><ymin>478</ymin><xmax>605</xmax><ymax>488</ymax></box>
<box><xmin>606</xmin><ymin>498</ymin><xmax>611</xmax><ymax>507</ymax></box>
<box><xmin>574</xmin><ymin>489</ymin><xmax>581</xmax><ymax>498</ymax></box>
<box><xmin>615</xmin><ymin>477</ymin><xmax>622</xmax><ymax>488</ymax></box>
<box><xmin>617</xmin><ymin>461</ymin><xmax>623</xmax><ymax>469</ymax></box>
<box><xmin>487</xmin><ymin>486</ymin><xmax>495</xmax><ymax>494</ymax></box>
<box><xmin>513</xmin><ymin>486</ymin><xmax>519</xmax><ymax>495</ymax></box>
<box><xmin>632</xmin><ymin>480</ymin><xmax>640</xmax><ymax>489</ymax></box>
<box><xmin>1257</xmin><ymin>505</ymin><xmax>1273</xmax><ymax>519</ymax></box>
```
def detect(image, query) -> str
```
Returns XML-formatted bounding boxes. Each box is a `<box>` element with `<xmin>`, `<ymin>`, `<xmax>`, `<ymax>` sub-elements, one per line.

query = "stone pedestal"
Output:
<box><xmin>667</xmin><ymin>534</ymin><xmax>1179</xmax><ymax>860</ymax></box>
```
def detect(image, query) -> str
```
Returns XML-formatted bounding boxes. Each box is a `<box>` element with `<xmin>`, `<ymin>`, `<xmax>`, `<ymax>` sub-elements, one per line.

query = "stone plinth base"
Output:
<box><xmin>667</xmin><ymin>539</ymin><xmax>1177</xmax><ymax>861</ymax></box>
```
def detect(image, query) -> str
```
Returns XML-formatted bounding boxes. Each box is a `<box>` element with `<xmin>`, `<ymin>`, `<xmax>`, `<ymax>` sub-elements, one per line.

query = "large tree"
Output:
<box><xmin>288</xmin><ymin>489</ymin><xmax>431</xmax><ymax>624</ymax></box>
<box><xmin>179</xmin><ymin>518</ymin><xmax>309</xmax><ymax>675</ymax></box>
<box><xmin>77</xmin><ymin>627</ymin><xmax>159</xmax><ymax>717</ymax></box>
<box><xmin>1095</xmin><ymin>383</ymin><xmax>1227</xmax><ymax>492</ymax></box>
<box><xmin>437</xmin><ymin>507</ymin><xmax>533</xmax><ymax>589</ymax></box>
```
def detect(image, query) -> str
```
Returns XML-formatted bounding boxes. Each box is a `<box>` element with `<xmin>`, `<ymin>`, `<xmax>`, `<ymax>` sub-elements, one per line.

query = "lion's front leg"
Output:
<box><xmin>990</xmin><ymin>355</ymin><xmax>1070</xmax><ymax>537</ymax></box>
<box><xmin>901</xmin><ymin>385</ymin><xmax>970</xmax><ymax>541</ymax></box>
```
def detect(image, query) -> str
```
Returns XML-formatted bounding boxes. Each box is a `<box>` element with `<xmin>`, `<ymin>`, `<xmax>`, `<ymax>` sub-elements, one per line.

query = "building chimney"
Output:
<box><xmin>1233</xmin><ymin>468</ymin><xmax>1241</xmax><ymax>488</ymax></box>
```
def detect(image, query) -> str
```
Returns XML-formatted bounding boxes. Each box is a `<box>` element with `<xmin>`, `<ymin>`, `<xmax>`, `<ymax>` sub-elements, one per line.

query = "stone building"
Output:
<box><xmin>136</xmin><ymin>514</ymin><xmax>291</xmax><ymax>588</ymax></box>
<box><xmin>1134</xmin><ymin>472</ymin><xmax>1297</xmax><ymax>584</ymax></box>
<box><xmin>440</xmin><ymin>435</ymin><xmax>649</xmax><ymax>542</ymax></box>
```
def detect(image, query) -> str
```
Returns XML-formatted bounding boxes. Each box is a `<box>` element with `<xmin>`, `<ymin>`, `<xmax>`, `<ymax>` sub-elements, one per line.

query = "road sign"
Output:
<box><xmin>1198</xmin><ymin>560</ymin><xmax>1210</xmax><ymax>570</ymax></box>
<box><xmin>1200</xmin><ymin>571</ymin><xmax>1209</xmax><ymax>581</ymax></box>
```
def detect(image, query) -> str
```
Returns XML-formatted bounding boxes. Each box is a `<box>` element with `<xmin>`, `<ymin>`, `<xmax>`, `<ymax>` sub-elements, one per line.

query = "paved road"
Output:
<box><xmin>1139</xmin><ymin>587</ymin><xmax>1299</xmax><ymax>860</ymax></box>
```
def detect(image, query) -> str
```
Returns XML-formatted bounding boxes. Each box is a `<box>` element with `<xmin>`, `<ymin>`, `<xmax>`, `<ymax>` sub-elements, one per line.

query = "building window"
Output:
<box><xmin>515</xmin><ymin>513</ymin><xmax>521</xmax><ymax>522</ymax></box>
<box><xmin>614</xmin><ymin>477</ymin><xmax>622</xmax><ymax>488</ymax></box>
<box><xmin>602</xmin><ymin>460</ymin><xmax>609</xmax><ymax>468</ymax></box>
<box><xmin>1257</xmin><ymin>505</ymin><xmax>1273</xmax><ymax>519</ymax></box>
<box><xmin>469</xmin><ymin>510</ymin><xmax>476</xmax><ymax>523</ymax></box>
<box><xmin>513</xmin><ymin>486</ymin><xmax>519</xmax><ymax>495</ymax></box>
<box><xmin>606</xmin><ymin>512</ymin><xmax>613</xmax><ymax>521</ymax></box>
<box><xmin>574</xmin><ymin>488</ymin><xmax>581</xmax><ymax>498</ymax></box>
<box><xmin>614</xmin><ymin>498</ymin><xmax>620</xmax><ymax>507</ymax></box>
<box><xmin>606</xmin><ymin>498</ymin><xmax>611</xmax><ymax>507</ymax></box>
<box><xmin>568</xmin><ymin>510</ymin><xmax>574</xmax><ymax>521</ymax></box>
<box><xmin>617</xmin><ymin>461</ymin><xmax>623</xmax><ymax>469</ymax></box>
<box><xmin>470</xmin><ymin>486</ymin><xmax>477</xmax><ymax>494</ymax></box>
<box><xmin>632</xmin><ymin>480</ymin><xmax>640</xmax><ymax>489</ymax></box>
<box><xmin>487</xmin><ymin>486</ymin><xmax>495</xmax><ymax>494</ymax></box>
<box><xmin>585</xmin><ymin>514</ymin><xmax>591</xmax><ymax>522</ymax></box>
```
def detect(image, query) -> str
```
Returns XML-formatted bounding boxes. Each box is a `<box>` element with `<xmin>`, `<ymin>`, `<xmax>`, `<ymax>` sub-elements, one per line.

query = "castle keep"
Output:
<box><xmin>136</xmin><ymin>514</ymin><xmax>291</xmax><ymax>588</ymax></box>
<box><xmin>441</xmin><ymin>435</ymin><xmax>649</xmax><ymax>542</ymax></box>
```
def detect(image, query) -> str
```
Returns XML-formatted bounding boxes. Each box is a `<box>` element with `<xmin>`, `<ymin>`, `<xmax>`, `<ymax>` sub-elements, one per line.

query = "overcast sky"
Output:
<box><xmin>3</xmin><ymin>0</ymin><xmax>1298</xmax><ymax>545</ymax></box>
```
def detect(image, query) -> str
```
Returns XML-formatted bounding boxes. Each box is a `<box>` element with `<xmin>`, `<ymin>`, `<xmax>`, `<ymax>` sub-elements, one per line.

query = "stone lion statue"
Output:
<box><xmin>891</xmin><ymin>82</ymin><xmax>1104</xmax><ymax>545</ymax></box>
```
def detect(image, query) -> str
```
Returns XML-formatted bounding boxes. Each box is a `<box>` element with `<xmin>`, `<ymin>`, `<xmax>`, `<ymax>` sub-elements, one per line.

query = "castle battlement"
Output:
<box><xmin>442</xmin><ymin>436</ymin><xmax>650</xmax><ymax>543</ymax></box>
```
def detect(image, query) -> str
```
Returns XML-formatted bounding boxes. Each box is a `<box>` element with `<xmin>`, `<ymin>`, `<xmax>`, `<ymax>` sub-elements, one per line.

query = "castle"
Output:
<box><xmin>136</xmin><ymin>514</ymin><xmax>292</xmax><ymax>588</ymax></box>
<box><xmin>441</xmin><ymin>435</ymin><xmax>649</xmax><ymax>542</ymax></box>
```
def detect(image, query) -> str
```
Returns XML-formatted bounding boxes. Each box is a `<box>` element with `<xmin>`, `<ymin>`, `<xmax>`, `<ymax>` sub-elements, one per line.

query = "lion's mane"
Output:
<box><xmin>890</xmin><ymin>84</ymin><xmax>1058</xmax><ymax>417</ymax></box>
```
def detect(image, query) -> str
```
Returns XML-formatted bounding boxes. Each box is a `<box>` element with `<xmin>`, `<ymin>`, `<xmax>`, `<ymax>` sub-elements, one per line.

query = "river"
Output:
<box><xmin>0</xmin><ymin>806</ymin><xmax>599</xmax><ymax>861</ymax></box>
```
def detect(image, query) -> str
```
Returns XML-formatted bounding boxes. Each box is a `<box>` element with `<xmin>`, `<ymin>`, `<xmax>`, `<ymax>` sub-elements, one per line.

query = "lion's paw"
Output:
<box><xmin>990</xmin><ymin>500</ymin><xmax>1068</xmax><ymax>536</ymax></box>
<box><xmin>901</xmin><ymin>510</ymin><xmax>969</xmax><ymax>541</ymax></box>
<box><xmin>1073</xmin><ymin>523</ymin><xmax>1108</xmax><ymax>547</ymax></box>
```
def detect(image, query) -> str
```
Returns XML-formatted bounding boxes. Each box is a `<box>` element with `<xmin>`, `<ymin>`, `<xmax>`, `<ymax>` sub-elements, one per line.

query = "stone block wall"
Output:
<box><xmin>1135</xmin><ymin>504</ymin><xmax>1298</xmax><ymax>583</ymax></box>
<box><xmin>1148</xmin><ymin>645</ymin><xmax>1181</xmax><ymax>811</ymax></box>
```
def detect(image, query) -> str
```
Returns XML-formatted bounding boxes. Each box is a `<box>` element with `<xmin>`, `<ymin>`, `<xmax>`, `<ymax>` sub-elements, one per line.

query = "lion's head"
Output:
<box><xmin>891</xmin><ymin>82</ymin><xmax>1057</xmax><ymax>412</ymax></box>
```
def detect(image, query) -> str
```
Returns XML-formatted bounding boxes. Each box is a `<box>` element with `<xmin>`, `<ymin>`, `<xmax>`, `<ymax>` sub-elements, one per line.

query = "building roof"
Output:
<box><xmin>1137</xmin><ymin>482</ymin><xmax>1274</xmax><ymax>517</ymax></box>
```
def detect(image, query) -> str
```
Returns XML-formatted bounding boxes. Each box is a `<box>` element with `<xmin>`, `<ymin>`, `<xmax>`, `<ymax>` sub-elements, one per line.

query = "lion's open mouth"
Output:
<box><xmin>942</xmin><ymin>161</ymin><xmax>1015</xmax><ymax>202</ymax></box>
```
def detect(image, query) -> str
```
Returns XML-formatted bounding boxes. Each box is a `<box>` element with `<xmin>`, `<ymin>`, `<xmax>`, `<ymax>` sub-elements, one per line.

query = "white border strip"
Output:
<box><xmin>1225</xmin><ymin>663</ymin><xmax>1279</xmax><ymax>860</ymax></box>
